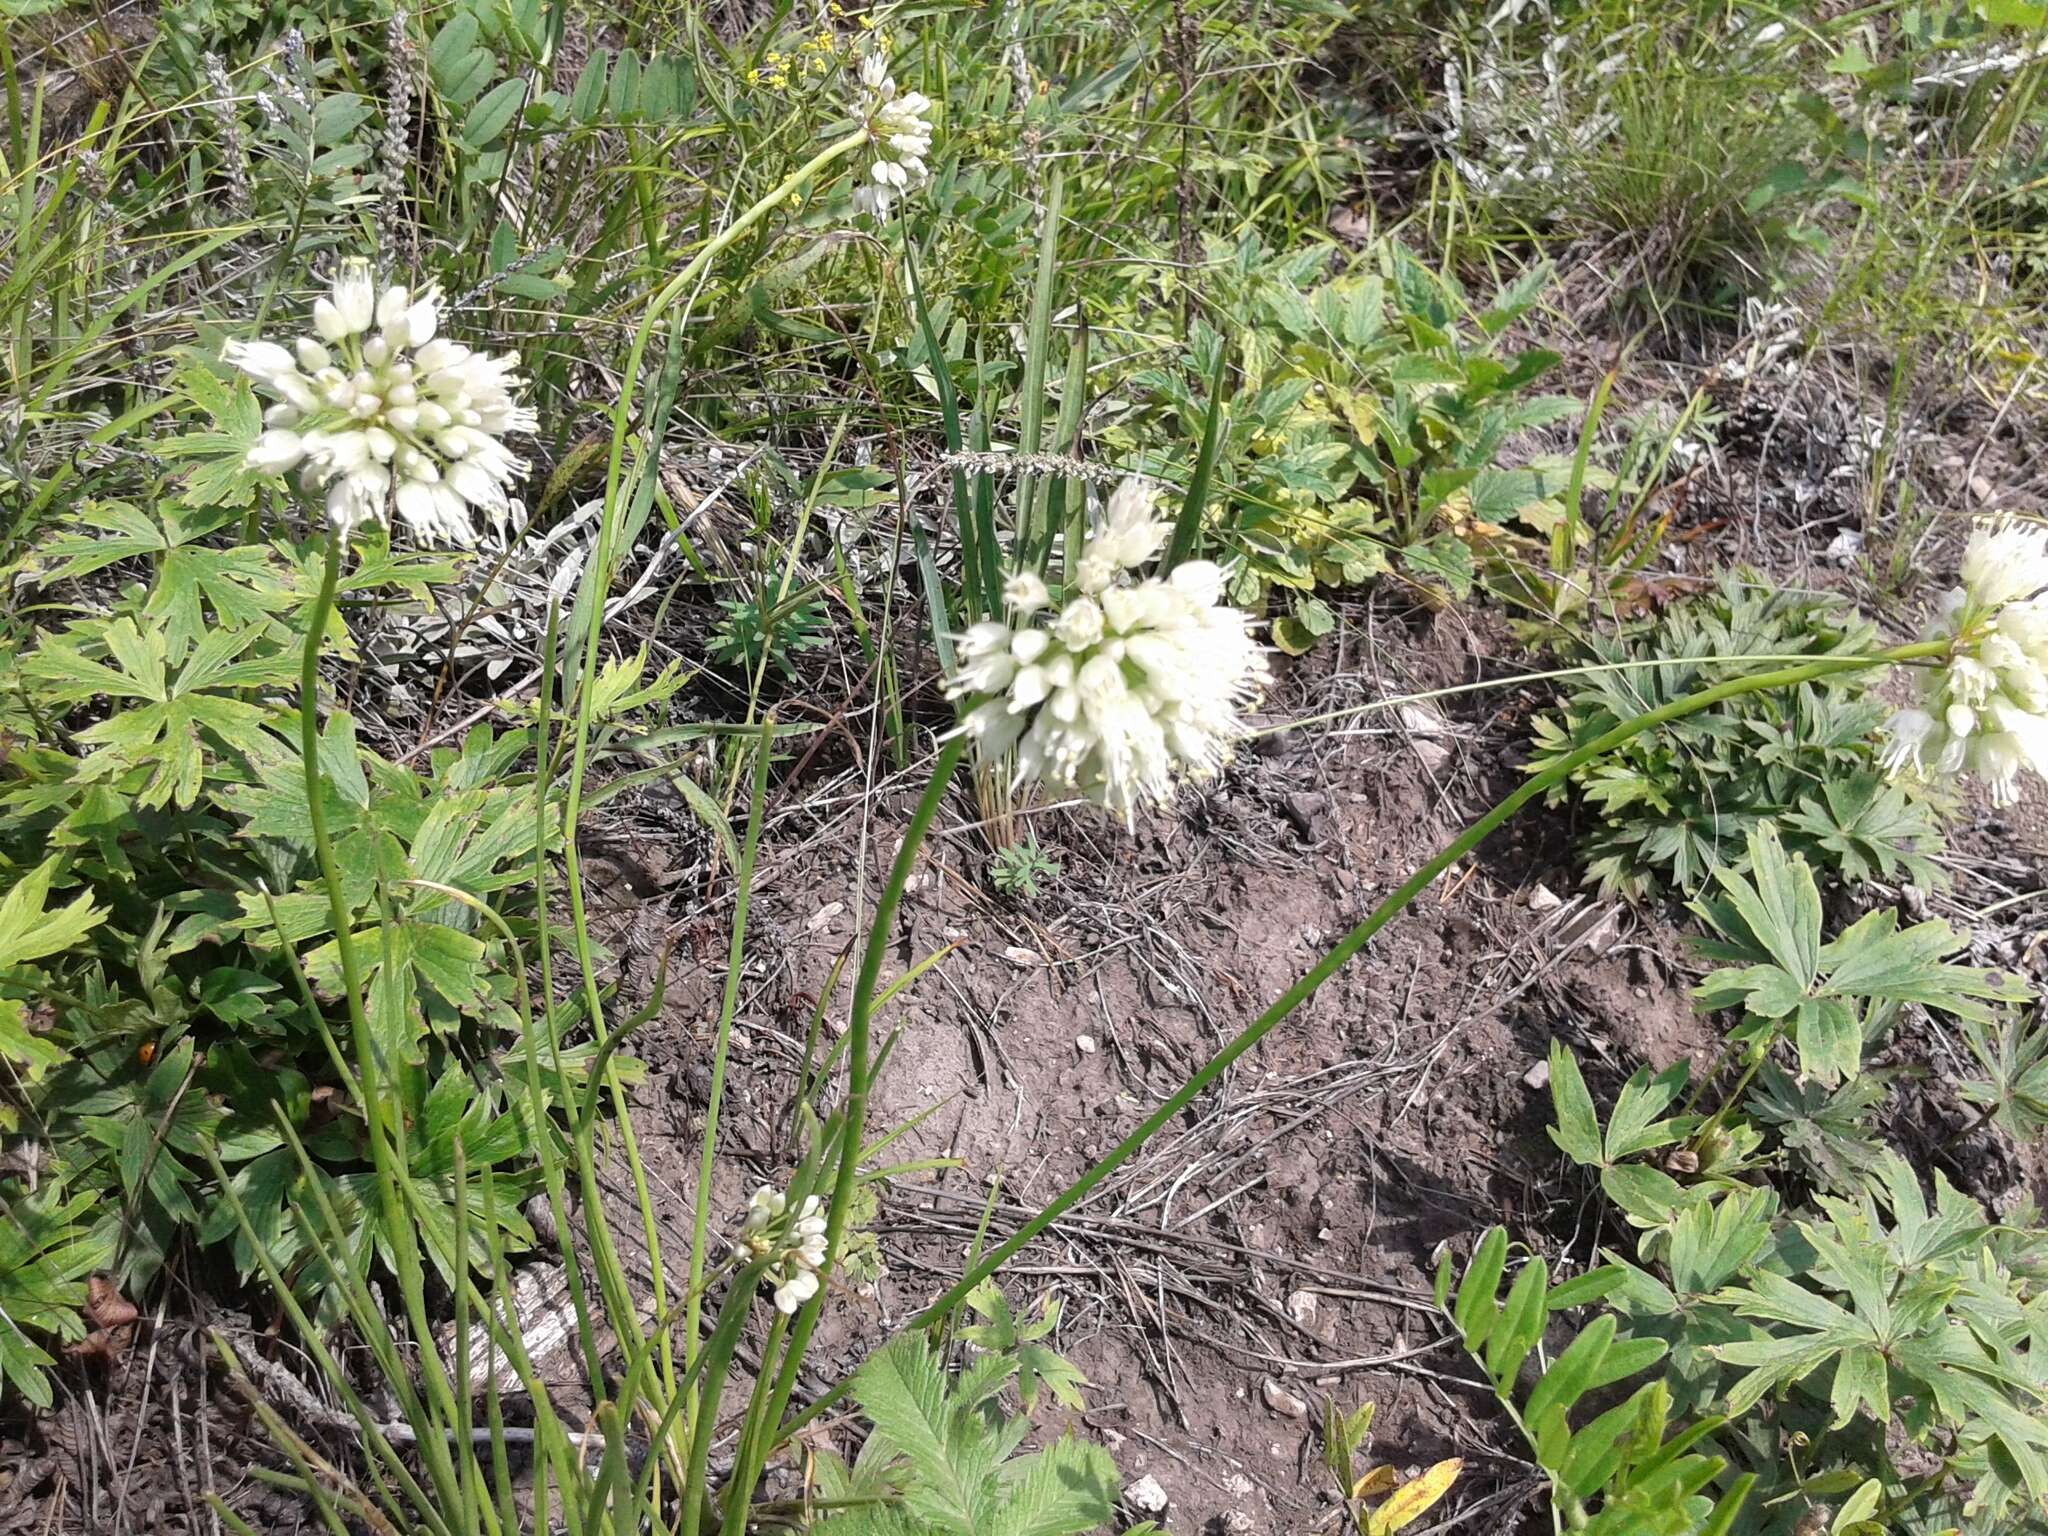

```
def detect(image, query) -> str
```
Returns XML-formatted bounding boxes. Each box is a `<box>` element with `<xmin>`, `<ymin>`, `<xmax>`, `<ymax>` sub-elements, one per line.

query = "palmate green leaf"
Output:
<box><xmin>147</xmin><ymin>545</ymin><xmax>294</xmax><ymax>661</ymax></box>
<box><xmin>27</xmin><ymin>618</ymin><xmax>293</xmax><ymax>809</ymax></box>
<box><xmin>1958</xmin><ymin>1009</ymin><xmax>2048</xmax><ymax>1140</ymax></box>
<box><xmin>1710</xmin><ymin>825</ymin><xmax>1821</xmax><ymax>990</ymax></box>
<box><xmin>1548</xmin><ymin>1041</ymin><xmax>1605</xmax><ymax>1166</ymax></box>
<box><xmin>34</xmin><ymin>499</ymin><xmax>173</xmax><ymax>579</ymax></box>
<box><xmin>0</xmin><ymin>856</ymin><xmax>106</xmax><ymax>968</ymax></box>
<box><xmin>1693</xmin><ymin>834</ymin><xmax>2023</xmax><ymax>1084</ymax></box>
<box><xmin>1816</xmin><ymin>909</ymin><xmax>2027</xmax><ymax>1023</ymax></box>
<box><xmin>1783</xmin><ymin>773</ymin><xmax>1945</xmax><ymax>888</ymax></box>
<box><xmin>1664</xmin><ymin>1185</ymin><xmax>1777</xmax><ymax>1299</ymax></box>
<box><xmin>159</xmin><ymin>364</ymin><xmax>265</xmax><ymax>509</ymax></box>
<box><xmin>1605</xmin><ymin>1064</ymin><xmax>1694</xmax><ymax>1160</ymax></box>
<box><xmin>0</xmin><ymin>1185</ymin><xmax>110</xmax><ymax>1409</ymax></box>
<box><xmin>1792</xmin><ymin>998</ymin><xmax>1862</xmax><ymax>1083</ymax></box>
<box><xmin>1865</xmin><ymin>1155</ymin><xmax>1988</xmax><ymax>1272</ymax></box>
<box><xmin>1894</xmin><ymin>1331</ymin><xmax>2048</xmax><ymax>1510</ymax></box>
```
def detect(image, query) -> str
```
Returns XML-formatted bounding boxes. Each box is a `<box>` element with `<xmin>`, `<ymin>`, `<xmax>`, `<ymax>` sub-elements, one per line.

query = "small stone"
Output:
<box><xmin>1002</xmin><ymin>945</ymin><xmax>1042</xmax><ymax>968</ymax></box>
<box><xmin>1969</xmin><ymin>473</ymin><xmax>1995</xmax><ymax>503</ymax></box>
<box><xmin>1075</xmin><ymin>1034</ymin><xmax>1098</xmax><ymax>1054</ymax></box>
<box><xmin>1284</xmin><ymin>1290</ymin><xmax>1318</xmax><ymax>1329</ymax></box>
<box><xmin>1222</xmin><ymin>1512</ymin><xmax>1257</xmax><ymax>1534</ymax></box>
<box><xmin>1125</xmin><ymin>1474</ymin><xmax>1169</xmax><ymax>1516</ymax></box>
<box><xmin>1526</xmin><ymin>883</ymin><xmax>1563</xmax><ymax>914</ymax></box>
<box><xmin>1824</xmin><ymin>528</ymin><xmax>1864</xmax><ymax>565</ymax></box>
<box><xmin>1222</xmin><ymin>1474</ymin><xmax>1256</xmax><ymax>1498</ymax></box>
<box><xmin>806</xmin><ymin>901</ymin><xmax>845</xmax><ymax>932</ymax></box>
<box><xmin>524</xmin><ymin>1193</ymin><xmax>559</xmax><ymax>1249</ymax></box>
<box><xmin>1560</xmin><ymin>904</ymin><xmax>1623</xmax><ymax>956</ymax></box>
<box><xmin>1522</xmin><ymin>1059</ymin><xmax>1551</xmax><ymax>1091</ymax></box>
<box><xmin>1397</xmin><ymin>703</ymin><xmax>1454</xmax><ymax>772</ymax></box>
<box><xmin>1262</xmin><ymin>1378</ymin><xmax>1309</xmax><ymax>1419</ymax></box>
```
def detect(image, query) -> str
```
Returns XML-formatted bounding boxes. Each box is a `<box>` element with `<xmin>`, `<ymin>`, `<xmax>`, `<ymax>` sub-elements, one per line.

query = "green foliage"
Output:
<box><xmin>0</xmin><ymin>1187</ymin><xmax>111</xmax><ymax>1409</ymax></box>
<box><xmin>709</xmin><ymin>587</ymin><xmax>832</xmax><ymax>681</ymax></box>
<box><xmin>1435</xmin><ymin>1226</ymin><xmax>1754</xmax><ymax>1534</ymax></box>
<box><xmin>987</xmin><ymin>837</ymin><xmax>1060</xmax><ymax>900</ymax></box>
<box><xmin>811</xmin><ymin>1334</ymin><xmax>1118</xmax><ymax>1536</ymax></box>
<box><xmin>1529</xmin><ymin>575</ymin><xmax>1948</xmax><ymax>899</ymax></box>
<box><xmin>1123</xmin><ymin>237</ymin><xmax>1572</xmax><ymax>646</ymax></box>
<box><xmin>1958</xmin><ymin>1008</ymin><xmax>2048</xmax><ymax>1142</ymax></box>
<box><xmin>0</xmin><ymin>404</ymin><xmax>661</xmax><ymax>1365</ymax></box>
<box><xmin>958</xmin><ymin>1281</ymin><xmax>1086</xmax><ymax>1413</ymax></box>
<box><xmin>1688</xmin><ymin>825</ymin><xmax>2025</xmax><ymax>1087</ymax></box>
<box><xmin>1593</xmin><ymin>1148</ymin><xmax>2048</xmax><ymax>1532</ymax></box>
<box><xmin>1544</xmin><ymin>873</ymin><xmax>2048</xmax><ymax>1536</ymax></box>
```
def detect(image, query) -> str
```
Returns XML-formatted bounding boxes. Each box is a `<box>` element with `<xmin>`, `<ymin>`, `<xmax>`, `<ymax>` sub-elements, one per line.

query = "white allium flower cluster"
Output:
<box><xmin>946</xmin><ymin>479</ymin><xmax>1271</xmax><ymax>825</ymax></box>
<box><xmin>849</xmin><ymin>52</ymin><xmax>933</xmax><ymax>220</ymax></box>
<box><xmin>226</xmin><ymin>259</ymin><xmax>536</xmax><ymax>544</ymax></box>
<box><xmin>743</xmin><ymin>1185</ymin><xmax>829</xmax><ymax>1314</ymax></box>
<box><xmin>1881</xmin><ymin>517</ymin><xmax>2048</xmax><ymax>806</ymax></box>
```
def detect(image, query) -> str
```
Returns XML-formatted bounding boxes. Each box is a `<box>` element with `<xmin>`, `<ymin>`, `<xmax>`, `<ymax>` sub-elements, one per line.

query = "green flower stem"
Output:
<box><xmin>552</xmin><ymin>126</ymin><xmax>872</xmax><ymax>1385</ymax></box>
<box><xmin>685</xmin><ymin>721</ymin><xmax>775</xmax><ymax>1442</ymax></box>
<box><xmin>297</xmin><ymin>524</ymin><xmax>465</xmax><ymax>1504</ymax></box>
<box><xmin>776</xmin><ymin>639</ymin><xmax>1948</xmax><ymax>1441</ymax></box>
<box><xmin>755</xmin><ymin>732</ymin><xmax>971</xmax><ymax>1447</ymax></box>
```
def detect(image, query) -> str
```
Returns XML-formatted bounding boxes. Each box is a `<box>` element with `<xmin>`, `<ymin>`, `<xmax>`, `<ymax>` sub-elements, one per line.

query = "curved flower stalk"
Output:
<box><xmin>227</xmin><ymin>259</ymin><xmax>536</xmax><ymax>544</ymax></box>
<box><xmin>848</xmin><ymin>50</ymin><xmax>934</xmax><ymax>220</ymax></box>
<box><xmin>742</xmin><ymin>1186</ymin><xmax>829</xmax><ymax>1314</ymax></box>
<box><xmin>1881</xmin><ymin>516</ymin><xmax>2048</xmax><ymax>805</ymax></box>
<box><xmin>945</xmin><ymin>479</ymin><xmax>1271</xmax><ymax>823</ymax></box>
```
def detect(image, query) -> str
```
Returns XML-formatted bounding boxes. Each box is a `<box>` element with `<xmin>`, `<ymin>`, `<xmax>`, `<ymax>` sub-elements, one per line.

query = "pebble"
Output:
<box><xmin>1076</xmin><ymin>1034</ymin><xmax>1098</xmax><ymax>1054</ymax></box>
<box><xmin>1125</xmin><ymin>1474</ymin><xmax>1169</xmax><ymax>1516</ymax></box>
<box><xmin>1284</xmin><ymin>1289</ymin><xmax>1318</xmax><ymax>1329</ymax></box>
<box><xmin>524</xmin><ymin>1193</ymin><xmax>559</xmax><ymax>1249</ymax></box>
<box><xmin>1262</xmin><ymin>1378</ymin><xmax>1309</xmax><ymax>1419</ymax></box>
<box><xmin>1002</xmin><ymin>945</ymin><xmax>1042</xmax><ymax>968</ymax></box>
<box><xmin>1397</xmin><ymin>703</ymin><xmax>1453</xmax><ymax>773</ymax></box>
<box><xmin>806</xmin><ymin>901</ymin><xmax>844</xmax><ymax>931</ymax></box>
<box><xmin>1526</xmin><ymin>883</ymin><xmax>1563</xmax><ymax>914</ymax></box>
<box><xmin>1522</xmin><ymin>1059</ymin><xmax>1551</xmax><ymax>1091</ymax></box>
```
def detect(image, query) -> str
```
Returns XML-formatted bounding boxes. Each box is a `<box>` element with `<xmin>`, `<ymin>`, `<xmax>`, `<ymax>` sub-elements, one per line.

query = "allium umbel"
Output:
<box><xmin>227</xmin><ymin>260</ymin><xmax>536</xmax><ymax>544</ymax></box>
<box><xmin>1880</xmin><ymin>517</ymin><xmax>2048</xmax><ymax>806</ymax></box>
<box><xmin>849</xmin><ymin>52</ymin><xmax>933</xmax><ymax>220</ymax></box>
<box><xmin>947</xmin><ymin>480</ymin><xmax>1270</xmax><ymax>824</ymax></box>
<box><xmin>743</xmin><ymin>1185</ymin><xmax>829</xmax><ymax>1315</ymax></box>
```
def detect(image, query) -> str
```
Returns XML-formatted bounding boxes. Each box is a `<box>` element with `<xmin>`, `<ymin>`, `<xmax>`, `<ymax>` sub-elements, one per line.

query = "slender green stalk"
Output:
<box><xmin>552</xmin><ymin>127</ymin><xmax>870</xmax><ymax>1376</ymax></box>
<box><xmin>685</xmin><ymin>722</ymin><xmax>775</xmax><ymax>1443</ymax></box>
<box><xmin>757</xmin><ymin>733</ymin><xmax>970</xmax><ymax>1445</ymax></box>
<box><xmin>299</xmin><ymin>530</ymin><xmax>382</xmax><ymax>1151</ymax></box>
<box><xmin>776</xmin><ymin>640</ymin><xmax>1946</xmax><ymax>1438</ymax></box>
<box><xmin>299</xmin><ymin>527</ymin><xmax>468</xmax><ymax>1511</ymax></box>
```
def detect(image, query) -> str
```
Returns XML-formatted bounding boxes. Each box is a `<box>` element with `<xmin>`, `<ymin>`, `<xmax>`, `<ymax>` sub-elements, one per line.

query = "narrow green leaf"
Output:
<box><xmin>1451</xmin><ymin>1228</ymin><xmax>1508</xmax><ymax>1355</ymax></box>
<box><xmin>1522</xmin><ymin>1312</ymin><xmax>1616</xmax><ymax>1425</ymax></box>
<box><xmin>1163</xmin><ymin>339</ymin><xmax>1229</xmax><ymax>572</ymax></box>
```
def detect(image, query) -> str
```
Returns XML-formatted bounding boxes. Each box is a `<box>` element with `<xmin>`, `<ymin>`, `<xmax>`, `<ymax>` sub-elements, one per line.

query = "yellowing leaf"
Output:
<box><xmin>1366</xmin><ymin>1459</ymin><xmax>1461</xmax><ymax>1536</ymax></box>
<box><xmin>1350</xmin><ymin>1464</ymin><xmax>1396</xmax><ymax>1499</ymax></box>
